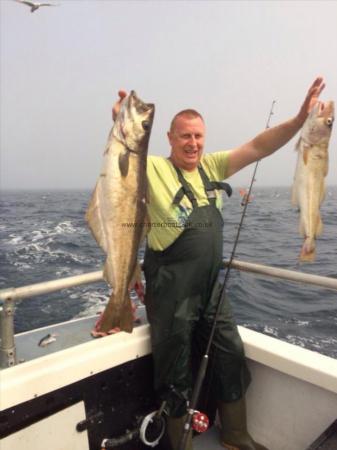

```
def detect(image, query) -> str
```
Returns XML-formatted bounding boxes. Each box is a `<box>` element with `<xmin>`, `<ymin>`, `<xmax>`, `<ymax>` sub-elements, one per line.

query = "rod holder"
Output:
<box><xmin>0</xmin><ymin>298</ymin><xmax>16</xmax><ymax>368</ymax></box>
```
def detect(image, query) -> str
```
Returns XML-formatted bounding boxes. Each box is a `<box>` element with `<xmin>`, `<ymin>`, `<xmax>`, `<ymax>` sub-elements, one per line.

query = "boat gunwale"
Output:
<box><xmin>1</xmin><ymin>259</ymin><xmax>337</xmax><ymax>303</ymax></box>
<box><xmin>1</xmin><ymin>320</ymin><xmax>337</xmax><ymax>412</ymax></box>
<box><xmin>1</xmin><ymin>259</ymin><xmax>337</xmax><ymax>411</ymax></box>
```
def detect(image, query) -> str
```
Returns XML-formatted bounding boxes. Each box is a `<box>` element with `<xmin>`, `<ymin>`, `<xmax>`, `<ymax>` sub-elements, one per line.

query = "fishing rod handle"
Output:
<box><xmin>178</xmin><ymin>412</ymin><xmax>193</xmax><ymax>450</ymax></box>
<box><xmin>190</xmin><ymin>354</ymin><xmax>209</xmax><ymax>407</ymax></box>
<box><xmin>178</xmin><ymin>355</ymin><xmax>209</xmax><ymax>450</ymax></box>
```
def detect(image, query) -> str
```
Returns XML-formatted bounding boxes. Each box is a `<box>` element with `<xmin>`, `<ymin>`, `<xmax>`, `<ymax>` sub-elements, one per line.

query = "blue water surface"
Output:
<box><xmin>1</xmin><ymin>187</ymin><xmax>336</xmax><ymax>358</ymax></box>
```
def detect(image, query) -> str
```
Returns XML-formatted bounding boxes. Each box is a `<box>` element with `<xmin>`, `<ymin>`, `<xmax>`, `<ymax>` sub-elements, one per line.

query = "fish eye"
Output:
<box><xmin>142</xmin><ymin>120</ymin><xmax>150</xmax><ymax>131</ymax></box>
<box><xmin>327</xmin><ymin>117</ymin><xmax>334</xmax><ymax>128</ymax></box>
<box><xmin>137</xmin><ymin>103</ymin><xmax>149</xmax><ymax>115</ymax></box>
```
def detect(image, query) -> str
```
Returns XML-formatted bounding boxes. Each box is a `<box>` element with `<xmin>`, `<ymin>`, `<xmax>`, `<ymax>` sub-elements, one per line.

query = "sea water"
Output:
<box><xmin>1</xmin><ymin>187</ymin><xmax>336</xmax><ymax>358</ymax></box>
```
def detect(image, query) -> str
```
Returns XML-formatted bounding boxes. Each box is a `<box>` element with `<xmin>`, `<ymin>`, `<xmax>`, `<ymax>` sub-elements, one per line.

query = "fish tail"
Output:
<box><xmin>316</xmin><ymin>214</ymin><xmax>323</xmax><ymax>236</ymax></box>
<box><xmin>299</xmin><ymin>237</ymin><xmax>316</xmax><ymax>262</ymax></box>
<box><xmin>119</xmin><ymin>295</ymin><xmax>134</xmax><ymax>332</ymax></box>
<box><xmin>97</xmin><ymin>291</ymin><xmax>134</xmax><ymax>333</ymax></box>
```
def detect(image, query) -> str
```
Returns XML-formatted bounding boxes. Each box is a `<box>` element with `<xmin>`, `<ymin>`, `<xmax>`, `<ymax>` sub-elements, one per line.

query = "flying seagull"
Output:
<box><xmin>14</xmin><ymin>0</ymin><xmax>58</xmax><ymax>13</ymax></box>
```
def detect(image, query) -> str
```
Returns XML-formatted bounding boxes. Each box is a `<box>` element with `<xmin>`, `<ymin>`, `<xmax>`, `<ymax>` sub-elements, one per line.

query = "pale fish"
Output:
<box><xmin>292</xmin><ymin>101</ymin><xmax>334</xmax><ymax>262</ymax></box>
<box><xmin>86</xmin><ymin>91</ymin><xmax>154</xmax><ymax>333</ymax></box>
<box><xmin>38</xmin><ymin>333</ymin><xmax>57</xmax><ymax>347</ymax></box>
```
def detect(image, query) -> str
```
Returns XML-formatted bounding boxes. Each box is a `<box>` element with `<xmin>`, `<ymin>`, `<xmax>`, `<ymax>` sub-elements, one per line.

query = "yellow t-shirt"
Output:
<box><xmin>146</xmin><ymin>151</ymin><xmax>230</xmax><ymax>250</ymax></box>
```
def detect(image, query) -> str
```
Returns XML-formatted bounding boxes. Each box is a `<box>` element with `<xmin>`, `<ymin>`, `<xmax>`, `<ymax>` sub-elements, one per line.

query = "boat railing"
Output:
<box><xmin>1</xmin><ymin>259</ymin><xmax>337</xmax><ymax>368</ymax></box>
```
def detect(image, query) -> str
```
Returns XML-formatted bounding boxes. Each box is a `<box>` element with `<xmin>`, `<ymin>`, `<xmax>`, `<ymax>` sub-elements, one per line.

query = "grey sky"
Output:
<box><xmin>1</xmin><ymin>0</ymin><xmax>336</xmax><ymax>190</ymax></box>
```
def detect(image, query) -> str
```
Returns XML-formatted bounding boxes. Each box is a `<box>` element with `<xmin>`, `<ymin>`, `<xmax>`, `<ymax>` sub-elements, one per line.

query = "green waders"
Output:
<box><xmin>144</xmin><ymin>164</ymin><xmax>251</xmax><ymax>449</ymax></box>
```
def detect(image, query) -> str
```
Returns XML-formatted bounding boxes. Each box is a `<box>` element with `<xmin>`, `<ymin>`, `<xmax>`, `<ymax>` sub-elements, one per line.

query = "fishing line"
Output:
<box><xmin>178</xmin><ymin>100</ymin><xmax>276</xmax><ymax>450</ymax></box>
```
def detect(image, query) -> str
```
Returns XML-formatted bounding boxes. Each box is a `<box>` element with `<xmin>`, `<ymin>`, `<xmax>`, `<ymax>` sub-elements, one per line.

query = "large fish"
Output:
<box><xmin>291</xmin><ymin>100</ymin><xmax>334</xmax><ymax>262</ymax></box>
<box><xmin>86</xmin><ymin>91</ymin><xmax>155</xmax><ymax>333</ymax></box>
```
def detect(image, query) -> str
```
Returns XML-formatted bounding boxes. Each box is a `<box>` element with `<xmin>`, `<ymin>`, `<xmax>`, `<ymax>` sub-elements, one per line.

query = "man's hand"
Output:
<box><xmin>296</xmin><ymin>76</ymin><xmax>325</xmax><ymax>125</ymax></box>
<box><xmin>91</xmin><ymin>312</ymin><xmax>121</xmax><ymax>338</ymax></box>
<box><xmin>112</xmin><ymin>89</ymin><xmax>128</xmax><ymax>121</ymax></box>
<box><xmin>90</xmin><ymin>299</ymin><xmax>138</xmax><ymax>338</ymax></box>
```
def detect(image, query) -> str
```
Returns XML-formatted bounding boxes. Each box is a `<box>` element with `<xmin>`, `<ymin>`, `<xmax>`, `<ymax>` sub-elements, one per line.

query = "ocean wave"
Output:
<box><xmin>54</xmin><ymin>221</ymin><xmax>77</xmax><ymax>234</ymax></box>
<box><xmin>7</xmin><ymin>220</ymin><xmax>86</xmax><ymax>246</ymax></box>
<box><xmin>2</xmin><ymin>188</ymin><xmax>336</xmax><ymax>358</ymax></box>
<box><xmin>74</xmin><ymin>290</ymin><xmax>110</xmax><ymax>317</ymax></box>
<box><xmin>8</xmin><ymin>235</ymin><xmax>24</xmax><ymax>245</ymax></box>
<box><xmin>284</xmin><ymin>334</ymin><xmax>337</xmax><ymax>358</ymax></box>
<box><xmin>20</xmin><ymin>245</ymin><xmax>94</xmax><ymax>264</ymax></box>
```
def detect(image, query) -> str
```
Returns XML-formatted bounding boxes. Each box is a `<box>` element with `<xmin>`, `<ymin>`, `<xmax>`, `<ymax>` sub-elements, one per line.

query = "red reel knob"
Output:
<box><xmin>192</xmin><ymin>411</ymin><xmax>209</xmax><ymax>433</ymax></box>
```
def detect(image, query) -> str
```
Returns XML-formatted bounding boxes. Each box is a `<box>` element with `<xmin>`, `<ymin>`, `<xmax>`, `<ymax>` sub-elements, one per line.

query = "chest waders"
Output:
<box><xmin>143</xmin><ymin>164</ymin><xmax>251</xmax><ymax>420</ymax></box>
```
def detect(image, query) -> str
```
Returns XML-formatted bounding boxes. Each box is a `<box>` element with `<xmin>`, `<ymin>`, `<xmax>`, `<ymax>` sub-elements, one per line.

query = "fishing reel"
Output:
<box><xmin>177</xmin><ymin>409</ymin><xmax>209</xmax><ymax>450</ymax></box>
<box><xmin>138</xmin><ymin>408</ymin><xmax>209</xmax><ymax>448</ymax></box>
<box><xmin>191</xmin><ymin>410</ymin><xmax>209</xmax><ymax>433</ymax></box>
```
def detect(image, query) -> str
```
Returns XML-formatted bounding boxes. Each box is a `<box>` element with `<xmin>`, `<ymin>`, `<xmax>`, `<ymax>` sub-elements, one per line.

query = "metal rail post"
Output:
<box><xmin>0</xmin><ymin>298</ymin><xmax>16</xmax><ymax>368</ymax></box>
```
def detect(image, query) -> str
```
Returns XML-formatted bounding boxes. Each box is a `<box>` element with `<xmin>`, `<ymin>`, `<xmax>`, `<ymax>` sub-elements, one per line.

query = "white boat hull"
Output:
<box><xmin>1</xmin><ymin>318</ymin><xmax>336</xmax><ymax>450</ymax></box>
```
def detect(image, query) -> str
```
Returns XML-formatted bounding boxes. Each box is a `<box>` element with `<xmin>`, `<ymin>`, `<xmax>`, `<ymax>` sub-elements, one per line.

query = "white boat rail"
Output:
<box><xmin>0</xmin><ymin>270</ymin><xmax>104</xmax><ymax>302</ymax></box>
<box><xmin>1</xmin><ymin>259</ymin><xmax>337</xmax><ymax>368</ymax></box>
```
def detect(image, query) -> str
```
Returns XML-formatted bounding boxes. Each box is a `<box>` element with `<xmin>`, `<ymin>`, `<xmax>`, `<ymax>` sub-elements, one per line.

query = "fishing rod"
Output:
<box><xmin>178</xmin><ymin>99</ymin><xmax>276</xmax><ymax>450</ymax></box>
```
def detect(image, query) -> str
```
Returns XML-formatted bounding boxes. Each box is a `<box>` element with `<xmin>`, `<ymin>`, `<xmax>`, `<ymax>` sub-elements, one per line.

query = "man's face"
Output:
<box><xmin>168</xmin><ymin>116</ymin><xmax>205</xmax><ymax>171</ymax></box>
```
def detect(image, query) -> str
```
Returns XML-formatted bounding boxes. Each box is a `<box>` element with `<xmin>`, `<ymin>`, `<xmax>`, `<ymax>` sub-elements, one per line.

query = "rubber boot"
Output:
<box><xmin>161</xmin><ymin>415</ymin><xmax>193</xmax><ymax>450</ymax></box>
<box><xmin>218</xmin><ymin>398</ymin><xmax>269</xmax><ymax>450</ymax></box>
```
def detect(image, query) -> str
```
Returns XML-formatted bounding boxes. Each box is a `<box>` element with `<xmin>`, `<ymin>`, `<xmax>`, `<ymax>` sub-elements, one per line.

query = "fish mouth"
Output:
<box><xmin>314</xmin><ymin>101</ymin><xmax>334</xmax><ymax>128</ymax></box>
<box><xmin>322</xmin><ymin>102</ymin><xmax>334</xmax><ymax>129</ymax></box>
<box><xmin>129</xmin><ymin>90</ymin><xmax>155</xmax><ymax>114</ymax></box>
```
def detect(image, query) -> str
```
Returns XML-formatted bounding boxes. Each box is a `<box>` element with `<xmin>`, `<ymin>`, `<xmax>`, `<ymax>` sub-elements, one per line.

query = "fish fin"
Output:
<box><xmin>141</xmin><ymin>211</ymin><xmax>150</xmax><ymax>242</ymax></box>
<box><xmin>324</xmin><ymin>160</ymin><xmax>329</xmax><ymax>177</ymax></box>
<box><xmin>315</xmin><ymin>214</ymin><xmax>323</xmax><ymax>236</ymax></box>
<box><xmin>119</xmin><ymin>296</ymin><xmax>134</xmax><ymax>332</ymax></box>
<box><xmin>299</xmin><ymin>215</ymin><xmax>306</xmax><ymax>237</ymax></box>
<box><xmin>119</xmin><ymin>150</ymin><xmax>130</xmax><ymax>177</ymax></box>
<box><xmin>129</xmin><ymin>260</ymin><xmax>145</xmax><ymax>303</ymax></box>
<box><xmin>129</xmin><ymin>260</ymin><xmax>142</xmax><ymax>288</ymax></box>
<box><xmin>145</xmin><ymin>186</ymin><xmax>150</xmax><ymax>204</ymax></box>
<box><xmin>315</xmin><ymin>183</ymin><xmax>324</xmax><ymax>235</ymax></box>
<box><xmin>299</xmin><ymin>238</ymin><xmax>316</xmax><ymax>262</ymax></box>
<box><xmin>97</xmin><ymin>291</ymin><xmax>134</xmax><ymax>333</ymax></box>
<box><xmin>295</xmin><ymin>137</ymin><xmax>302</xmax><ymax>151</ymax></box>
<box><xmin>302</xmin><ymin>147</ymin><xmax>309</xmax><ymax>165</ymax></box>
<box><xmin>103</xmin><ymin>257</ymin><xmax>115</xmax><ymax>288</ymax></box>
<box><xmin>319</xmin><ymin>181</ymin><xmax>326</xmax><ymax>204</ymax></box>
<box><xmin>85</xmin><ymin>183</ymin><xmax>108</xmax><ymax>253</ymax></box>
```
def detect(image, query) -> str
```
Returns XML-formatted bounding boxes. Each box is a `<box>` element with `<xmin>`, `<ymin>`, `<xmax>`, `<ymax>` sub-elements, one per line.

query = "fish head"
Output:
<box><xmin>114</xmin><ymin>91</ymin><xmax>155</xmax><ymax>153</ymax></box>
<box><xmin>302</xmin><ymin>100</ymin><xmax>334</xmax><ymax>145</ymax></box>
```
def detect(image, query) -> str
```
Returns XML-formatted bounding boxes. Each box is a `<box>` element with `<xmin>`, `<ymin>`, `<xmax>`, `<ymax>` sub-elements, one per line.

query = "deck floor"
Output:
<box><xmin>307</xmin><ymin>418</ymin><xmax>337</xmax><ymax>450</ymax></box>
<box><xmin>14</xmin><ymin>306</ymin><xmax>148</xmax><ymax>364</ymax></box>
<box><xmin>194</xmin><ymin>426</ymin><xmax>220</xmax><ymax>449</ymax></box>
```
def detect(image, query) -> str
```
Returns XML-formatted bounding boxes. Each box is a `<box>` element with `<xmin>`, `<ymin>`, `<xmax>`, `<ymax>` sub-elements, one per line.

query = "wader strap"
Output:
<box><xmin>172</xmin><ymin>164</ymin><xmax>232</xmax><ymax>207</ymax></box>
<box><xmin>198</xmin><ymin>164</ymin><xmax>232</xmax><ymax>201</ymax></box>
<box><xmin>172</xmin><ymin>167</ymin><xmax>198</xmax><ymax>208</ymax></box>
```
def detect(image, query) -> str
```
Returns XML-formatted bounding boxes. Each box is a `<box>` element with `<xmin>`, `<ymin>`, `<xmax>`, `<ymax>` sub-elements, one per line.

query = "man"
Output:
<box><xmin>112</xmin><ymin>77</ymin><xmax>325</xmax><ymax>450</ymax></box>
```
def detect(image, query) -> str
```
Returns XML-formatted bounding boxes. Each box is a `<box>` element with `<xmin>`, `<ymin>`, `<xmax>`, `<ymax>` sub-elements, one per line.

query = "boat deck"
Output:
<box><xmin>194</xmin><ymin>426</ymin><xmax>220</xmax><ymax>449</ymax></box>
<box><xmin>2</xmin><ymin>264</ymin><xmax>337</xmax><ymax>450</ymax></box>
<box><xmin>193</xmin><ymin>420</ymin><xmax>337</xmax><ymax>450</ymax></box>
<box><xmin>307</xmin><ymin>419</ymin><xmax>337</xmax><ymax>450</ymax></box>
<box><xmin>11</xmin><ymin>311</ymin><xmax>226</xmax><ymax>450</ymax></box>
<box><xmin>14</xmin><ymin>306</ymin><xmax>148</xmax><ymax>364</ymax></box>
